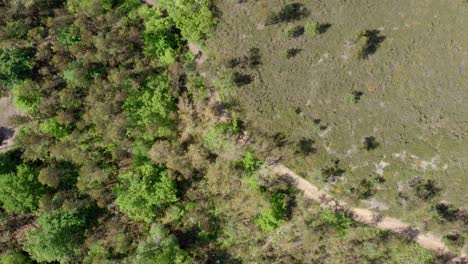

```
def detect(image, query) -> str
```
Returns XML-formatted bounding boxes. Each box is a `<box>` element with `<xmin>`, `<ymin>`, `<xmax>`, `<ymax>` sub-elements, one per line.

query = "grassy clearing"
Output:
<box><xmin>203</xmin><ymin>0</ymin><xmax>468</xmax><ymax>253</ymax></box>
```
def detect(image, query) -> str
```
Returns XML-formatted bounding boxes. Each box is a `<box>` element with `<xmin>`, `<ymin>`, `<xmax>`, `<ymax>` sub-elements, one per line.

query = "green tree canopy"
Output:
<box><xmin>123</xmin><ymin>73</ymin><xmax>176</xmax><ymax>139</ymax></box>
<box><xmin>159</xmin><ymin>0</ymin><xmax>217</xmax><ymax>43</ymax></box>
<box><xmin>115</xmin><ymin>164</ymin><xmax>178</xmax><ymax>222</ymax></box>
<box><xmin>0</xmin><ymin>48</ymin><xmax>33</xmax><ymax>94</ymax></box>
<box><xmin>0</xmin><ymin>164</ymin><xmax>45</xmax><ymax>213</ymax></box>
<box><xmin>23</xmin><ymin>210</ymin><xmax>89</xmax><ymax>263</ymax></box>
<box><xmin>139</xmin><ymin>6</ymin><xmax>183</xmax><ymax>65</ymax></box>
<box><xmin>134</xmin><ymin>224</ymin><xmax>191</xmax><ymax>264</ymax></box>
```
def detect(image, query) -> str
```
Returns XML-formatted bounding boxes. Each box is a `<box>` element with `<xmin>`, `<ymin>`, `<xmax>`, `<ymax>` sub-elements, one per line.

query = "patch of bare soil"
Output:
<box><xmin>0</xmin><ymin>96</ymin><xmax>21</xmax><ymax>150</ymax></box>
<box><xmin>188</xmin><ymin>42</ymin><xmax>207</xmax><ymax>65</ymax></box>
<box><xmin>268</xmin><ymin>162</ymin><xmax>466</xmax><ymax>262</ymax></box>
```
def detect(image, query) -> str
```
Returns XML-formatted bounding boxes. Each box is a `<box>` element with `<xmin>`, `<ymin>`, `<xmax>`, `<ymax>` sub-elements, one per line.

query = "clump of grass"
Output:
<box><xmin>345</xmin><ymin>90</ymin><xmax>364</xmax><ymax>104</ymax></box>
<box><xmin>285</xmin><ymin>25</ymin><xmax>304</xmax><ymax>38</ymax></box>
<box><xmin>304</xmin><ymin>21</ymin><xmax>320</xmax><ymax>36</ymax></box>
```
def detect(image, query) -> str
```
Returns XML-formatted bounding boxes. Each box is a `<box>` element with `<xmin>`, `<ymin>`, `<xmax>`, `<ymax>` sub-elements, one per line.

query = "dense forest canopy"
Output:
<box><xmin>0</xmin><ymin>0</ymin><xmax>461</xmax><ymax>263</ymax></box>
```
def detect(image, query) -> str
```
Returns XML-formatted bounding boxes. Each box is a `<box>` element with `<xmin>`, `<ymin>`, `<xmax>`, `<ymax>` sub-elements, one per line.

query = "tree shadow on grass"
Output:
<box><xmin>360</xmin><ymin>30</ymin><xmax>386</xmax><ymax>59</ymax></box>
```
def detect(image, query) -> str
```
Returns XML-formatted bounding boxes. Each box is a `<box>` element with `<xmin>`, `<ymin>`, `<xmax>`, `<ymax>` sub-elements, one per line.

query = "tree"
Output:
<box><xmin>123</xmin><ymin>73</ymin><xmax>176</xmax><ymax>139</ymax></box>
<box><xmin>134</xmin><ymin>224</ymin><xmax>191</xmax><ymax>264</ymax></box>
<box><xmin>139</xmin><ymin>6</ymin><xmax>183</xmax><ymax>65</ymax></box>
<box><xmin>159</xmin><ymin>0</ymin><xmax>217</xmax><ymax>43</ymax></box>
<box><xmin>115</xmin><ymin>164</ymin><xmax>178</xmax><ymax>222</ymax></box>
<box><xmin>0</xmin><ymin>164</ymin><xmax>45</xmax><ymax>213</ymax></box>
<box><xmin>11</xmin><ymin>80</ymin><xmax>42</xmax><ymax>113</ymax></box>
<box><xmin>23</xmin><ymin>210</ymin><xmax>88</xmax><ymax>263</ymax></box>
<box><xmin>0</xmin><ymin>48</ymin><xmax>33</xmax><ymax>94</ymax></box>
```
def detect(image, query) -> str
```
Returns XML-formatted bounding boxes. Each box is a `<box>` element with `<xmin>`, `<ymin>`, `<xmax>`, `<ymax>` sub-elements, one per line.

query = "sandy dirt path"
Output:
<box><xmin>269</xmin><ymin>162</ymin><xmax>466</xmax><ymax>262</ymax></box>
<box><xmin>138</xmin><ymin>2</ymin><xmax>465</xmax><ymax>260</ymax></box>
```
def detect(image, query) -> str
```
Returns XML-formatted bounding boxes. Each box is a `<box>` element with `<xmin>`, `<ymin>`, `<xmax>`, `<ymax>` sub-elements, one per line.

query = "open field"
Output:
<box><xmin>204</xmin><ymin>0</ymin><xmax>468</xmax><ymax>253</ymax></box>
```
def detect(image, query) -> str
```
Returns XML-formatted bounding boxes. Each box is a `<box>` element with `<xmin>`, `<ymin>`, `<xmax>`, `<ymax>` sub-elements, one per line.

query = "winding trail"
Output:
<box><xmin>270</xmin><ymin>163</ymin><xmax>466</xmax><ymax>262</ymax></box>
<box><xmin>139</xmin><ymin>1</ymin><xmax>466</xmax><ymax>261</ymax></box>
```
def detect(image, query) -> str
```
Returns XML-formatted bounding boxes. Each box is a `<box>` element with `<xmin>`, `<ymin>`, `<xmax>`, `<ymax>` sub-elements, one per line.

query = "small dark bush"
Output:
<box><xmin>433</xmin><ymin>203</ymin><xmax>459</xmax><ymax>222</ymax></box>
<box><xmin>357</xmin><ymin>30</ymin><xmax>386</xmax><ymax>59</ymax></box>
<box><xmin>296</xmin><ymin>138</ymin><xmax>316</xmax><ymax>155</ymax></box>
<box><xmin>286</xmin><ymin>25</ymin><xmax>304</xmax><ymax>38</ymax></box>
<box><xmin>272</xmin><ymin>132</ymin><xmax>287</xmax><ymax>148</ymax></box>
<box><xmin>233</xmin><ymin>72</ymin><xmax>253</xmax><ymax>86</ymax></box>
<box><xmin>286</xmin><ymin>48</ymin><xmax>301</xmax><ymax>59</ymax></box>
<box><xmin>409</xmin><ymin>177</ymin><xmax>440</xmax><ymax>200</ymax></box>
<box><xmin>363</xmin><ymin>136</ymin><xmax>379</xmax><ymax>150</ymax></box>
<box><xmin>321</xmin><ymin>159</ymin><xmax>345</xmax><ymax>183</ymax></box>
<box><xmin>248</xmin><ymin>48</ymin><xmax>261</xmax><ymax>68</ymax></box>
<box><xmin>266</xmin><ymin>3</ymin><xmax>308</xmax><ymax>25</ymax></box>
<box><xmin>226</xmin><ymin>58</ymin><xmax>241</xmax><ymax>68</ymax></box>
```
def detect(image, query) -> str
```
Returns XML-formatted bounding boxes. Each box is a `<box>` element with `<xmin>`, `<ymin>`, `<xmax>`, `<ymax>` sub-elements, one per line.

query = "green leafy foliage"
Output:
<box><xmin>0</xmin><ymin>48</ymin><xmax>33</xmax><ymax>94</ymax></box>
<box><xmin>255</xmin><ymin>192</ymin><xmax>287</xmax><ymax>232</ymax></box>
<box><xmin>139</xmin><ymin>6</ymin><xmax>183</xmax><ymax>65</ymax></box>
<box><xmin>304</xmin><ymin>21</ymin><xmax>320</xmax><ymax>36</ymax></box>
<box><xmin>0</xmin><ymin>164</ymin><xmax>45</xmax><ymax>213</ymax></box>
<box><xmin>316</xmin><ymin>209</ymin><xmax>353</xmax><ymax>236</ymax></box>
<box><xmin>23</xmin><ymin>210</ymin><xmax>89</xmax><ymax>263</ymax></box>
<box><xmin>115</xmin><ymin>164</ymin><xmax>178</xmax><ymax>222</ymax></box>
<box><xmin>39</xmin><ymin>118</ymin><xmax>72</xmax><ymax>138</ymax></box>
<box><xmin>58</xmin><ymin>24</ymin><xmax>81</xmax><ymax>46</ymax></box>
<box><xmin>134</xmin><ymin>224</ymin><xmax>191</xmax><ymax>264</ymax></box>
<box><xmin>12</xmin><ymin>80</ymin><xmax>42</xmax><ymax>113</ymax></box>
<box><xmin>159</xmin><ymin>0</ymin><xmax>217</xmax><ymax>42</ymax></box>
<box><xmin>124</xmin><ymin>73</ymin><xmax>176</xmax><ymax>139</ymax></box>
<box><xmin>0</xmin><ymin>252</ymin><xmax>31</xmax><ymax>264</ymax></box>
<box><xmin>241</xmin><ymin>151</ymin><xmax>262</xmax><ymax>174</ymax></box>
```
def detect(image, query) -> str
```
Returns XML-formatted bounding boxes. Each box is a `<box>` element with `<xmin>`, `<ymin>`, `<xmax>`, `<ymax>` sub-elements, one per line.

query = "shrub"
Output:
<box><xmin>285</xmin><ymin>48</ymin><xmax>301</xmax><ymax>59</ymax></box>
<box><xmin>433</xmin><ymin>203</ymin><xmax>459</xmax><ymax>222</ymax></box>
<box><xmin>241</xmin><ymin>151</ymin><xmax>262</xmax><ymax>174</ymax></box>
<box><xmin>363</xmin><ymin>136</ymin><xmax>379</xmax><ymax>150</ymax></box>
<box><xmin>409</xmin><ymin>177</ymin><xmax>440</xmax><ymax>200</ymax></box>
<box><xmin>354</xmin><ymin>178</ymin><xmax>376</xmax><ymax>199</ymax></box>
<box><xmin>317</xmin><ymin>209</ymin><xmax>352</xmax><ymax>236</ymax></box>
<box><xmin>255</xmin><ymin>192</ymin><xmax>287</xmax><ymax>232</ymax></box>
<box><xmin>266</xmin><ymin>3</ymin><xmax>308</xmax><ymax>25</ymax></box>
<box><xmin>285</xmin><ymin>25</ymin><xmax>304</xmax><ymax>38</ymax></box>
<box><xmin>296</xmin><ymin>138</ymin><xmax>316</xmax><ymax>155</ymax></box>
<box><xmin>304</xmin><ymin>21</ymin><xmax>320</xmax><ymax>36</ymax></box>
<box><xmin>248</xmin><ymin>47</ymin><xmax>261</xmax><ymax>67</ymax></box>
<box><xmin>215</xmin><ymin>118</ymin><xmax>240</xmax><ymax>135</ymax></box>
<box><xmin>321</xmin><ymin>159</ymin><xmax>345</xmax><ymax>183</ymax></box>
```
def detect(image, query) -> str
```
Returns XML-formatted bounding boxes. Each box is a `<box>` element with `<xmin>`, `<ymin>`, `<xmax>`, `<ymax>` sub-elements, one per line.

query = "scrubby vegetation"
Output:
<box><xmin>0</xmin><ymin>0</ymin><xmax>465</xmax><ymax>262</ymax></box>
